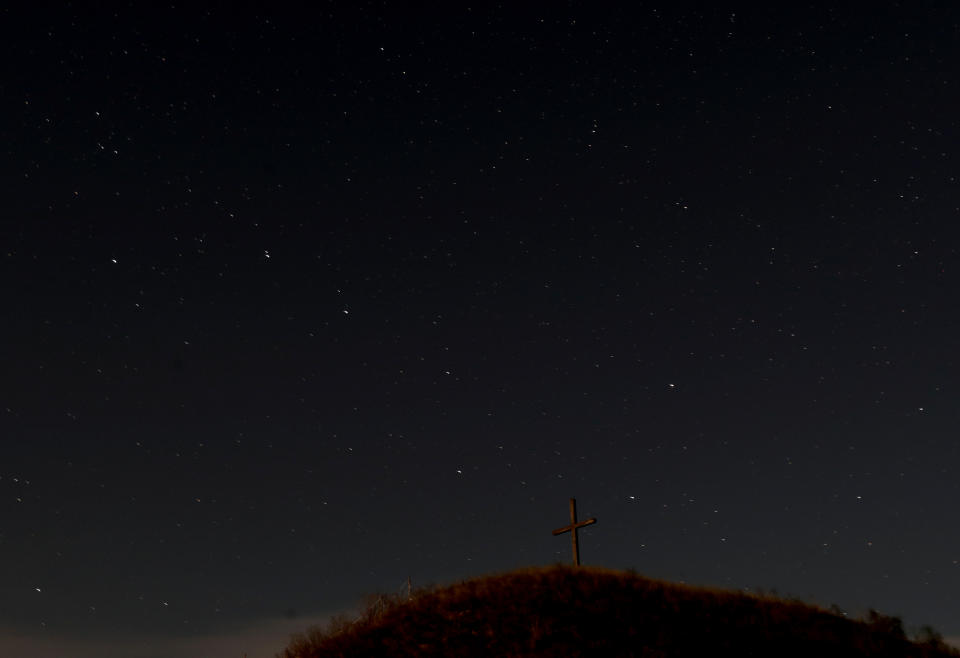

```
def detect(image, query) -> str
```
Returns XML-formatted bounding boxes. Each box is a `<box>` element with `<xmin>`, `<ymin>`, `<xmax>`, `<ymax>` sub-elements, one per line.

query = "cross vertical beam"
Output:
<box><xmin>552</xmin><ymin>497</ymin><xmax>597</xmax><ymax>566</ymax></box>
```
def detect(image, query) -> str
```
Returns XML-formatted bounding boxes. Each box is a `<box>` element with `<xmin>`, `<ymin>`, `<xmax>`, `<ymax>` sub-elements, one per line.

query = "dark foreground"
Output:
<box><xmin>278</xmin><ymin>565</ymin><xmax>958</xmax><ymax>657</ymax></box>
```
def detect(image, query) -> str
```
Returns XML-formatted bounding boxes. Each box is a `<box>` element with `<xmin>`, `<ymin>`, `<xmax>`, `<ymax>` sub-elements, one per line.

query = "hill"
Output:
<box><xmin>278</xmin><ymin>565</ymin><xmax>957</xmax><ymax>657</ymax></box>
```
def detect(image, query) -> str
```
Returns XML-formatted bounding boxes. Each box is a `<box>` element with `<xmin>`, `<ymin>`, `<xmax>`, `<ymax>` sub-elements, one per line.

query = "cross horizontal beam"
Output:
<box><xmin>552</xmin><ymin>517</ymin><xmax>596</xmax><ymax>535</ymax></box>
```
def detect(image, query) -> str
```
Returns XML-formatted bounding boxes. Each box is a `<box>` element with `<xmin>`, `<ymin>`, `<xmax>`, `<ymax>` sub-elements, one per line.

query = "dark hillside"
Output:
<box><xmin>279</xmin><ymin>566</ymin><xmax>957</xmax><ymax>657</ymax></box>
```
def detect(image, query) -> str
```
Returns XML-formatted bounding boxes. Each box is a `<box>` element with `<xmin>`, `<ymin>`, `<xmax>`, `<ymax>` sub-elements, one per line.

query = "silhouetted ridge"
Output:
<box><xmin>279</xmin><ymin>565</ymin><xmax>957</xmax><ymax>657</ymax></box>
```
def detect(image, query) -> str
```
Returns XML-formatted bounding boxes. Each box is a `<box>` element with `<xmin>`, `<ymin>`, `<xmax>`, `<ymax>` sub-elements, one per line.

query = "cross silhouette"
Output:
<box><xmin>552</xmin><ymin>497</ymin><xmax>597</xmax><ymax>566</ymax></box>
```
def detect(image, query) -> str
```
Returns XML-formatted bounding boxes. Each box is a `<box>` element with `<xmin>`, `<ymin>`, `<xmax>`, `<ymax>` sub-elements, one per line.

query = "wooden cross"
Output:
<box><xmin>552</xmin><ymin>497</ymin><xmax>597</xmax><ymax>566</ymax></box>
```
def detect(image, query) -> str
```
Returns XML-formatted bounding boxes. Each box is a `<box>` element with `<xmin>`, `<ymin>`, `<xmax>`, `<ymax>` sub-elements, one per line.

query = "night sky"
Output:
<box><xmin>3</xmin><ymin>4</ymin><xmax>960</xmax><ymax>656</ymax></box>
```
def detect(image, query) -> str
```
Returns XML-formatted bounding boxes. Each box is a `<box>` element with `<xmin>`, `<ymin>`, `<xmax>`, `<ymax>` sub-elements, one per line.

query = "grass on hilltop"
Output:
<box><xmin>278</xmin><ymin>565</ymin><xmax>957</xmax><ymax>657</ymax></box>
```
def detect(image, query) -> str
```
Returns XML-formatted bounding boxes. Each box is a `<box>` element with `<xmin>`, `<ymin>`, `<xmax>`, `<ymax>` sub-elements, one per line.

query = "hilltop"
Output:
<box><xmin>278</xmin><ymin>565</ymin><xmax>957</xmax><ymax>657</ymax></box>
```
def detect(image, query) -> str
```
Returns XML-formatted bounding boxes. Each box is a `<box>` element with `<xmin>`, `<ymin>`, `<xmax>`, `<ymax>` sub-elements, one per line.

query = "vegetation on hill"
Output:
<box><xmin>278</xmin><ymin>565</ymin><xmax>957</xmax><ymax>657</ymax></box>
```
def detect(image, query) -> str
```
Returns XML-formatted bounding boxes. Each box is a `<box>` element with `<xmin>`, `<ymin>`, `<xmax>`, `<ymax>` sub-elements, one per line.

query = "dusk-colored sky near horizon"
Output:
<box><xmin>3</xmin><ymin>4</ymin><xmax>960</xmax><ymax>656</ymax></box>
